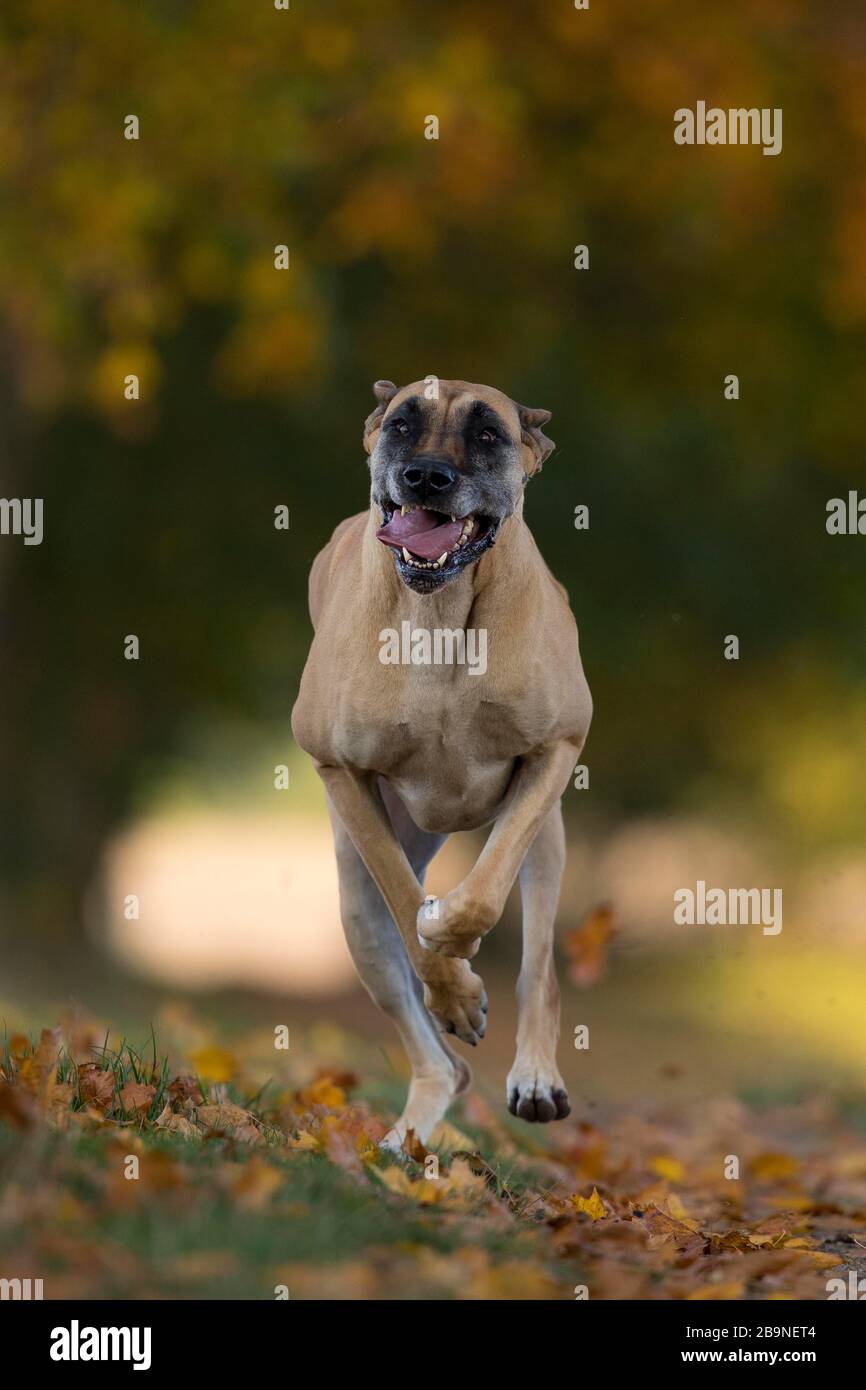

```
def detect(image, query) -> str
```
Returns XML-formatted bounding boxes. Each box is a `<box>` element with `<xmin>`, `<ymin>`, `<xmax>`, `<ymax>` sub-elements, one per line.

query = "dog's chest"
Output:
<box><xmin>328</xmin><ymin>670</ymin><xmax>552</xmax><ymax>830</ymax></box>
<box><xmin>334</xmin><ymin>660</ymin><xmax>542</xmax><ymax>764</ymax></box>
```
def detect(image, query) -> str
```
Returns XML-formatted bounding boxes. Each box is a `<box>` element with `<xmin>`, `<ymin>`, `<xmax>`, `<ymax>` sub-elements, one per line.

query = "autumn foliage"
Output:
<box><xmin>1</xmin><ymin>1017</ymin><xmax>864</xmax><ymax>1300</ymax></box>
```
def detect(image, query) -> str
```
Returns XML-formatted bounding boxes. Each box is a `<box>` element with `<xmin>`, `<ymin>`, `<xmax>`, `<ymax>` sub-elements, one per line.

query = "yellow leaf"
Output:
<box><xmin>686</xmin><ymin>1282</ymin><xmax>745</xmax><ymax>1300</ymax></box>
<box><xmin>372</xmin><ymin>1163</ymin><xmax>439</xmax><ymax>1204</ymax></box>
<box><xmin>355</xmin><ymin>1132</ymin><xmax>381</xmax><ymax>1164</ymax></box>
<box><xmin>792</xmin><ymin>1250</ymin><xmax>844</xmax><ymax>1270</ymax></box>
<box><xmin>428</xmin><ymin>1120</ymin><xmax>476</xmax><ymax>1151</ymax></box>
<box><xmin>750</xmin><ymin>1152</ymin><xmax>799</xmax><ymax>1180</ymax></box>
<box><xmin>190</xmin><ymin>1046</ymin><xmax>237</xmax><ymax>1084</ymax></box>
<box><xmin>663</xmin><ymin>1192</ymin><xmax>693</xmax><ymax>1223</ymax></box>
<box><xmin>297</xmin><ymin>1077</ymin><xmax>346</xmax><ymax>1110</ymax></box>
<box><xmin>651</xmin><ymin>1155</ymin><xmax>685</xmax><ymax>1183</ymax></box>
<box><xmin>571</xmin><ymin>1186</ymin><xmax>607</xmax><ymax>1220</ymax></box>
<box><xmin>288</xmin><ymin>1128</ymin><xmax>321</xmax><ymax>1152</ymax></box>
<box><xmin>767</xmin><ymin>1193</ymin><xmax>813</xmax><ymax>1211</ymax></box>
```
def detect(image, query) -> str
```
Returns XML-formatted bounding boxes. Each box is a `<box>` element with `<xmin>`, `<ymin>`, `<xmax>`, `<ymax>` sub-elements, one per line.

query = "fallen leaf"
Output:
<box><xmin>167</xmin><ymin>1074</ymin><xmax>204</xmax><ymax>1106</ymax></box>
<box><xmin>650</xmin><ymin>1154</ymin><xmax>686</xmax><ymax>1183</ymax></box>
<box><xmin>571</xmin><ymin>1186</ymin><xmax>607</xmax><ymax>1221</ymax></box>
<box><xmin>287</xmin><ymin>1128</ymin><xmax>320</xmax><ymax>1152</ymax></box>
<box><xmin>77</xmin><ymin>1064</ymin><xmax>115</xmax><ymax>1109</ymax></box>
<box><xmin>563</xmin><ymin>903</ymin><xmax>617</xmax><ymax>987</ymax></box>
<box><xmin>750</xmin><ymin>1152</ymin><xmax>799</xmax><ymax>1181</ymax></box>
<box><xmin>312</xmin><ymin>1067</ymin><xmax>359</xmax><ymax>1093</ymax></box>
<box><xmin>154</xmin><ymin>1107</ymin><xmax>200</xmax><ymax>1140</ymax></box>
<box><xmin>401</xmin><ymin>1128</ymin><xmax>428</xmax><ymax>1163</ymax></box>
<box><xmin>427</xmin><ymin>1119</ymin><xmax>476</xmax><ymax>1151</ymax></box>
<box><xmin>18</xmin><ymin>1027</ymin><xmax>61</xmax><ymax>1101</ymax></box>
<box><xmin>686</xmin><ymin>1282</ymin><xmax>745</xmax><ymax>1300</ymax></box>
<box><xmin>296</xmin><ymin>1076</ymin><xmax>347</xmax><ymax>1109</ymax></box>
<box><xmin>190</xmin><ymin>1046</ymin><xmax>237</xmax><ymax>1084</ymax></box>
<box><xmin>453</xmin><ymin>1149</ymin><xmax>520</xmax><ymax>1210</ymax></box>
<box><xmin>637</xmin><ymin>1205</ymin><xmax>703</xmax><ymax>1254</ymax></box>
<box><xmin>197</xmin><ymin>1102</ymin><xmax>262</xmax><ymax>1143</ymax></box>
<box><xmin>118</xmin><ymin>1082</ymin><xmax>157</xmax><ymax>1118</ymax></box>
<box><xmin>0</xmin><ymin>1081</ymin><xmax>40</xmax><ymax>1130</ymax></box>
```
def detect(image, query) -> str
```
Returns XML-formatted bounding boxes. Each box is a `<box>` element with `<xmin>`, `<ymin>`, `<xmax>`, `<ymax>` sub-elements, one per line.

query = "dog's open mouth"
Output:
<box><xmin>375</xmin><ymin>503</ymin><xmax>499</xmax><ymax>585</ymax></box>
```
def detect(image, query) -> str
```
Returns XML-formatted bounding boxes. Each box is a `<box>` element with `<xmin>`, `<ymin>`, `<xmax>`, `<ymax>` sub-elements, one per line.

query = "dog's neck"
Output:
<box><xmin>362</xmin><ymin>496</ymin><xmax>530</xmax><ymax>628</ymax></box>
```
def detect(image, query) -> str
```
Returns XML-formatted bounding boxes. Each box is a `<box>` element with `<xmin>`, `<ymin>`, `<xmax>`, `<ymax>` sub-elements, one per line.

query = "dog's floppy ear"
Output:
<box><xmin>516</xmin><ymin>402</ymin><xmax>555</xmax><ymax>474</ymax></box>
<box><xmin>363</xmin><ymin>380</ymin><xmax>398</xmax><ymax>455</ymax></box>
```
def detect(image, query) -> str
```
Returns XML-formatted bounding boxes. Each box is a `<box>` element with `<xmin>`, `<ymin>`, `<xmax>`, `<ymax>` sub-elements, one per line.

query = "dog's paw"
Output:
<box><xmin>506</xmin><ymin>1069</ymin><xmax>570</xmax><ymax>1123</ymax></box>
<box><xmin>422</xmin><ymin>961</ymin><xmax>487</xmax><ymax>1046</ymax></box>
<box><xmin>416</xmin><ymin>891</ymin><xmax>494</xmax><ymax>959</ymax></box>
<box><xmin>378</xmin><ymin>1127</ymin><xmax>407</xmax><ymax>1156</ymax></box>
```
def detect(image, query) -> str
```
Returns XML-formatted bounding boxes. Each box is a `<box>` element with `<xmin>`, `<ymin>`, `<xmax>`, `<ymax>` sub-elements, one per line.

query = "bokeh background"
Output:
<box><xmin>2</xmin><ymin>0</ymin><xmax>866</xmax><ymax>1107</ymax></box>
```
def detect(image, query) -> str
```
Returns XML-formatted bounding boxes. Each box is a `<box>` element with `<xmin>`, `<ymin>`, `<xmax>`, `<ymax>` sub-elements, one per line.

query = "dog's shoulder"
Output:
<box><xmin>308</xmin><ymin>511</ymin><xmax>367</xmax><ymax>626</ymax></box>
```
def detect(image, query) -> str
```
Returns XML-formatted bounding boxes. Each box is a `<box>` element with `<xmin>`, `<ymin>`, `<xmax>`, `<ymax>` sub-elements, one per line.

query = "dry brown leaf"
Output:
<box><xmin>296</xmin><ymin>1076</ymin><xmax>347</xmax><ymax>1109</ymax></box>
<box><xmin>154</xmin><ymin>1106</ymin><xmax>200</xmax><ymax>1140</ymax></box>
<box><xmin>7</xmin><ymin>1034</ymin><xmax>31</xmax><ymax>1061</ymax></box>
<box><xmin>78</xmin><ymin>1064</ymin><xmax>115</xmax><ymax>1109</ymax></box>
<box><xmin>401</xmin><ymin>1128</ymin><xmax>428</xmax><ymax>1163</ymax></box>
<box><xmin>452</xmin><ymin>1149</ymin><xmax>520</xmax><ymax>1210</ymax></box>
<box><xmin>46</xmin><ymin>1081</ymin><xmax>75</xmax><ymax>1127</ymax></box>
<box><xmin>118</xmin><ymin>1082</ymin><xmax>157</xmax><ymax>1118</ymax></box>
<box><xmin>166</xmin><ymin>1074</ymin><xmax>204</xmax><ymax>1106</ymax></box>
<box><xmin>18</xmin><ymin>1027</ymin><xmax>61</xmax><ymax>1100</ymax></box>
<box><xmin>0</xmin><ymin>1081</ymin><xmax>40</xmax><ymax>1130</ymax></box>
<box><xmin>563</xmin><ymin>903</ymin><xmax>617</xmax><ymax>987</ymax></box>
<box><xmin>312</xmin><ymin>1067</ymin><xmax>359</xmax><ymax>1093</ymax></box>
<box><xmin>427</xmin><ymin>1119</ymin><xmax>476</xmax><ymax>1150</ymax></box>
<box><xmin>196</xmin><ymin>1102</ymin><xmax>263</xmax><ymax>1145</ymax></box>
<box><xmin>637</xmin><ymin>1204</ymin><xmax>704</xmax><ymax>1255</ymax></box>
<box><xmin>705</xmin><ymin>1229</ymin><xmax>767</xmax><ymax>1254</ymax></box>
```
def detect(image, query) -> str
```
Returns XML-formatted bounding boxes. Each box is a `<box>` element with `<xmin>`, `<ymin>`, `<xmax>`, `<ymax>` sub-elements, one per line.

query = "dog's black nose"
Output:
<box><xmin>401</xmin><ymin>455</ymin><xmax>457</xmax><ymax>500</ymax></box>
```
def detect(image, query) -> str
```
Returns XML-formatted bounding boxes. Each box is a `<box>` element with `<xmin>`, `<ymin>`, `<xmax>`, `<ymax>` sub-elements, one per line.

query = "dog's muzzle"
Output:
<box><xmin>376</xmin><ymin>503</ymin><xmax>500</xmax><ymax>591</ymax></box>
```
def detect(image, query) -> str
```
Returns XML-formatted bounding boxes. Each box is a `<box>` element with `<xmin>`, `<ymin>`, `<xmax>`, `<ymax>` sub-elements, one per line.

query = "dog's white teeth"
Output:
<box><xmin>436</xmin><ymin>552</ymin><xmax>448</xmax><ymax>566</ymax></box>
<box><xmin>401</xmin><ymin>505</ymin><xmax>410</xmax><ymax>516</ymax></box>
<box><xmin>402</xmin><ymin>547</ymin><xmax>412</xmax><ymax>563</ymax></box>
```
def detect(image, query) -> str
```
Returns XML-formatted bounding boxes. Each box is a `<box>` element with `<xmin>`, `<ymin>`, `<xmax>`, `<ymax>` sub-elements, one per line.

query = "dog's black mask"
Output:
<box><xmin>364</xmin><ymin>379</ymin><xmax>553</xmax><ymax>593</ymax></box>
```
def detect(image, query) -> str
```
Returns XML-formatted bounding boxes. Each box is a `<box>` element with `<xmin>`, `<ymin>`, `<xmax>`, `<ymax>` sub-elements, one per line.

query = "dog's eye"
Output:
<box><xmin>477</xmin><ymin>428</ymin><xmax>498</xmax><ymax>445</ymax></box>
<box><xmin>389</xmin><ymin>418</ymin><xmax>410</xmax><ymax>436</ymax></box>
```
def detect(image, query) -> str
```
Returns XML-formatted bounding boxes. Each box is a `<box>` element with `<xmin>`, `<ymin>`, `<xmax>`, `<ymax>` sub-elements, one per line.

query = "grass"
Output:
<box><xmin>0</xmin><ymin>1021</ymin><xmax>588</xmax><ymax>1300</ymax></box>
<box><xmin>2</xmin><ymin>1013</ymin><xmax>865</xmax><ymax>1300</ymax></box>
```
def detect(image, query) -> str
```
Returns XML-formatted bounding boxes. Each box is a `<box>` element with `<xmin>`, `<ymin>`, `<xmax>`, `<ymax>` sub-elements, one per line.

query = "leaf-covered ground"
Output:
<box><xmin>1</xmin><ymin>1016</ymin><xmax>865</xmax><ymax>1301</ymax></box>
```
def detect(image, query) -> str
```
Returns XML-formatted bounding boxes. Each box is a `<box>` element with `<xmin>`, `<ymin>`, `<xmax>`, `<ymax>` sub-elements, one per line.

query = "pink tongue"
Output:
<box><xmin>376</xmin><ymin>508</ymin><xmax>464</xmax><ymax>561</ymax></box>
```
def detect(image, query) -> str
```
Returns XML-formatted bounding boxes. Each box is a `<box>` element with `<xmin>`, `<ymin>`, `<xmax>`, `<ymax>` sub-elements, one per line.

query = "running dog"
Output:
<box><xmin>292</xmin><ymin>378</ymin><xmax>592</xmax><ymax>1149</ymax></box>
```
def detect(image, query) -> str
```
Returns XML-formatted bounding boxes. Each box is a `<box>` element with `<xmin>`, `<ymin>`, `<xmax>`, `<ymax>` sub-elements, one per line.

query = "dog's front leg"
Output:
<box><xmin>418</xmin><ymin>739</ymin><xmax>579</xmax><ymax>958</ymax></box>
<box><xmin>315</xmin><ymin>762</ymin><xmax>486</xmax><ymax>1044</ymax></box>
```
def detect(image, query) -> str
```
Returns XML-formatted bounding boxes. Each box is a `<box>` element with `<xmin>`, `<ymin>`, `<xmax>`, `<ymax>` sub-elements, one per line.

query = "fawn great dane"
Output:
<box><xmin>292</xmin><ymin>378</ymin><xmax>592</xmax><ymax>1149</ymax></box>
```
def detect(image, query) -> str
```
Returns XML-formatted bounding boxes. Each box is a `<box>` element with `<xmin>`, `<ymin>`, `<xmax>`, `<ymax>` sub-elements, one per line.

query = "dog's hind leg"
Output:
<box><xmin>326</xmin><ymin>796</ymin><xmax>474</xmax><ymax>1150</ymax></box>
<box><xmin>506</xmin><ymin>800</ymin><xmax>571</xmax><ymax>1123</ymax></box>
